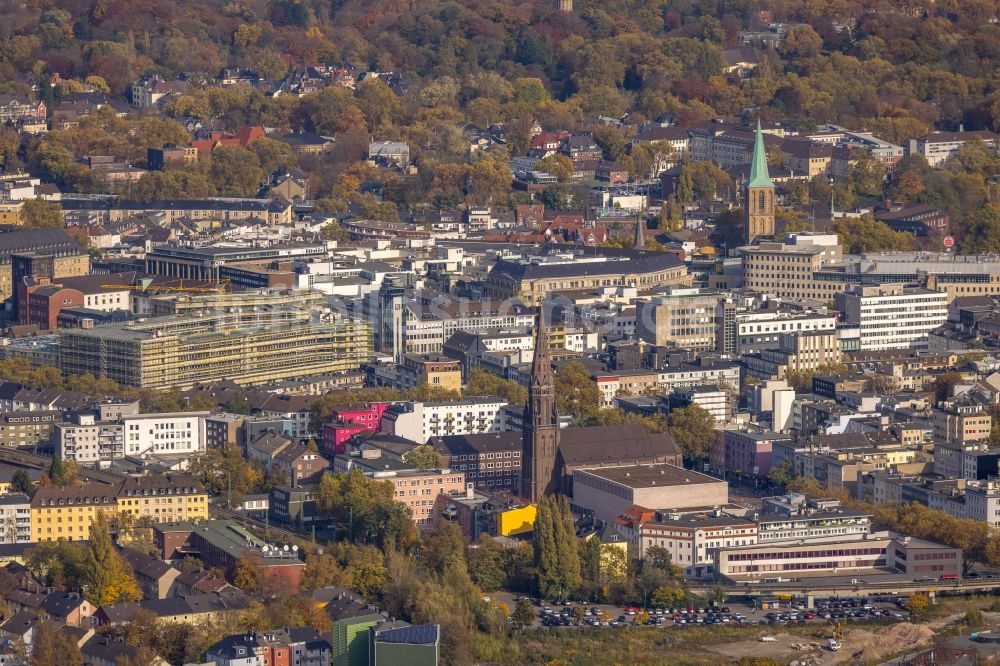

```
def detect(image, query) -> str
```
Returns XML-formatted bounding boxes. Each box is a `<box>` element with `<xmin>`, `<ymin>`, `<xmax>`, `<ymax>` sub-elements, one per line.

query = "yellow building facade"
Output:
<box><xmin>30</xmin><ymin>483</ymin><xmax>117</xmax><ymax>542</ymax></box>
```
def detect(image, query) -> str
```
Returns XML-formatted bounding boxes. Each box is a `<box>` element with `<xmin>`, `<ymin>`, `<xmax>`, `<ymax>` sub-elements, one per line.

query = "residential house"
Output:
<box><xmin>131</xmin><ymin>75</ymin><xmax>188</xmax><ymax>109</ymax></box>
<box><xmin>0</xmin><ymin>96</ymin><xmax>45</xmax><ymax>125</ymax></box>
<box><xmin>368</xmin><ymin>141</ymin><xmax>410</xmax><ymax>169</ymax></box>
<box><xmin>272</xmin><ymin>443</ymin><xmax>330</xmax><ymax>485</ymax></box>
<box><xmin>118</xmin><ymin>548</ymin><xmax>181</xmax><ymax>600</ymax></box>
<box><xmin>722</xmin><ymin>46</ymin><xmax>761</xmax><ymax>76</ymax></box>
<box><xmin>82</xmin><ymin>633</ymin><xmax>169</xmax><ymax>666</ymax></box>
<box><xmin>280</xmin><ymin>131</ymin><xmax>335</xmax><ymax>155</ymax></box>
<box><xmin>38</xmin><ymin>591</ymin><xmax>93</xmax><ymax>627</ymax></box>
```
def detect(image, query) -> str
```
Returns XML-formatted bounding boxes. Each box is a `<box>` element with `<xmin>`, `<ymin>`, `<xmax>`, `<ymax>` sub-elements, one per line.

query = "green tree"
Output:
<box><xmin>208</xmin><ymin>146</ymin><xmax>265</xmax><ymax>197</ymax></box>
<box><xmin>536</xmin><ymin>153</ymin><xmax>575</xmax><ymax>182</ymax></box>
<box><xmin>251</xmin><ymin>136</ymin><xmax>297</xmax><ymax>175</ymax></box>
<box><xmin>554</xmin><ymin>361</ymin><xmax>603</xmax><ymax>421</ymax></box>
<box><xmin>19</xmin><ymin>199</ymin><xmax>63</xmax><ymax>228</ymax></box>
<box><xmin>46</xmin><ymin>454</ymin><xmax>80</xmax><ymax>487</ymax></box>
<box><xmin>780</xmin><ymin>25</ymin><xmax>823</xmax><ymax>59</ymax></box>
<box><xmin>533</xmin><ymin>495</ymin><xmax>581</xmax><ymax>600</ymax></box>
<box><xmin>467</xmin><ymin>535</ymin><xmax>506</xmax><ymax>592</ymax></box>
<box><xmin>963</xmin><ymin>203</ymin><xmax>1000</xmax><ymax>254</ymax></box>
<box><xmin>189</xmin><ymin>441</ymin><xmax>261</xmax><ymax>507</ymax></box>
<box><xmin>403</xmin><ymin>444</ymin><xmax>442</xmax><ymax>470</ymax></box>
<box><xmin>465</xmin><ymin>369</ymin><xmax>528</xmax><ymax>405</ymax></box>
<box><xmin>25</xmin><ymin>540</ymin><xmax>87</xmax><ymax>589</ymax></box>
<box><xmin>316</xmin><ymin>470</ymin><xmax>416</xmax><ymax>551</ymax></box>
<box><xmin>82</xmin><ymin>511</ymin><xmax>140</xmax><ymax>605</ymax></box>
<box><xmin>320</xmin><ymin>220</ymin><xmax>350</xmax><ymax>242</ymax></box>
<box><xmin>767</xmin><ymin>459</ymin><xmax>794</xmax><ymax>487</ymax></box>
<box><xmin>10</xmin><ymin>469</ymin><xmax>34</xmax><ymax>495</ymax></box>
<box><xmin>666</xmin><ymin>404</ymin><xmax>716</xmax><ymax>460</ymax></box>
<box><xmin>850</xmin><ymin>152</ymin><xmax>886</xmax><ymax>199</ymax></box>
<box><xmin>420</xmin><ymin>521</ymin><xmax>466</xmax><ymax>579</ymax></box>
<box><xmin>130</xmin><ymin>170</ymin><xmax>214</xmax><ymax>200</ymax></box>
<box><xmin>832</xmin><ymin>216</ymin><xmax>914</xmax><ymax>254</ymax></box>
<box><xmin>510</xmin><ymin>598</ymin><xmax>535</xmax><ymax>630</ymax></box>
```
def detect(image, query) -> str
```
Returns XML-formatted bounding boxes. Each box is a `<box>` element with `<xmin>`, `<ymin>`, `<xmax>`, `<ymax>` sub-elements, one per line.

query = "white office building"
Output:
<box><xmin>56</xmin><ymin>411</ymin><xmax>208</xmax><ymax>467</ymax></box>
<box><xmin>835</xmin><ymin>284</ymin><xmax>947</xmax><ymax>351</ymax></box>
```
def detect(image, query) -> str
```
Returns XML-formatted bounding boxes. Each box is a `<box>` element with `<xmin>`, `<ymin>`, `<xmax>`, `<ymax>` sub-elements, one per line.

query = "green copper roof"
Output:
<box><xmin>747</xmin><ymin>119</ymin><xmax>773</xmax><ymax>189</ymax></box>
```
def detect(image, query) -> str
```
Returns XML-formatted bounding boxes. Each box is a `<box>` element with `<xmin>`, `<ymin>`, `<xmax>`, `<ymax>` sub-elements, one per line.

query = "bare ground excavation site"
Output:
<box><xmin>707</xmin><ymin>622</ymin><xmax>936</xmax><ymax>664</ymax></box>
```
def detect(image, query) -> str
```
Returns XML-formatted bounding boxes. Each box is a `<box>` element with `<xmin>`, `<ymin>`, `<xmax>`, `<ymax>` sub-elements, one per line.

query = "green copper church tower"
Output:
<box><xmin>744</xmin><ymin>119</ymin><xmax>775</xmax><ymax>244</ymax></box>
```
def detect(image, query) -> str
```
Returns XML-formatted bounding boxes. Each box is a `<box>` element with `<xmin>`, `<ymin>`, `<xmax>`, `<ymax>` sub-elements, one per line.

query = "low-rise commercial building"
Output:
<box><xmin>757</xmin><ymin>494</ymin><xmax>872</xmax><ymax>544</ymax></box>
<box><xmin>396</xmin><ymin>355</ymin><xmax>462</xmax><ymax>393</ymax></box>
<box><xmin>485</xmin><ymin>250</ymin><xmax>690</xmax><ymax>305</ymax></box>
<box><xmin>639</xmin><ymin>512</ymin><xmax>758</xmax><ymax>579</ymax></box>
<box><xmin>716</xmin><ymin>532</ymin><xmax>961</xmax><ymax>580</ymax></box>
<box><xmin>152</xmin><ymin>520</ymin><xmax>305</xmax><ymax>591</ymax></box>
<box><xmin>572</xmin><ymin>464</ymin><xmax>729</xmax><ymax>525</ymax></box>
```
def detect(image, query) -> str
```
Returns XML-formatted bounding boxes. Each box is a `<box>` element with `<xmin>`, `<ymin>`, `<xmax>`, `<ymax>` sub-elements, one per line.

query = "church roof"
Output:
<box><xmin>747</xmin><ymin>119</ymin><xmax>773</xmax><ymax>190</ymax></box>
<box><xmin>558</xmin><ymin>424</ymin><xmax>680</xmax><ymax>466</ymax></box>
<box><xmin>430</xmin><ymin>424</ymin><xmax>679</xmax><ymax>467</ymax></box>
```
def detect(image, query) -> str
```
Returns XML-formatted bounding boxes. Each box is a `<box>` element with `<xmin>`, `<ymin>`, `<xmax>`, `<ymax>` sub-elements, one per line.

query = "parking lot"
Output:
<box><xmin>531</xmin><ymin>595</ymin><xmax>909</xmax><ymax>630</ymax></box>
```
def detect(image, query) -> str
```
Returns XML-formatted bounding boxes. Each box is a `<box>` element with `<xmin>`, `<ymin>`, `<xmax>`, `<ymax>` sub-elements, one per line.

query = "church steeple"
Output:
<box><xmin>530</xmin><ymin>305</ymin><xmax>554</xmax><ymax>389</ymax></box>
<box><xmin>522</xmin><ymin>305</ymin><xmax>559</xmax><ymax>502</ymax></box>
<box><xmin>634</xmin><ymin>216</ymin><xmax>645</xmax><ymax>250</ymax></box>
<box><xmin>744</xmin><ymin>119</ymin><xmax>776</xmax><ymax>244</ymax></box>
<box><xmin>747</xmin><ymin>119</ymin><xmax>773</xmax><ymax>189</ymax></box>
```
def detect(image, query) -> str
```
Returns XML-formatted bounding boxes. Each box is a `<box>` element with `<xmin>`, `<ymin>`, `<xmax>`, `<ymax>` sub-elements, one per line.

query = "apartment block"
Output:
<box><xmin>0</xmin><ymin>411</ymin><xmax>59</xmax><ymax>449</ymax></box>
<box><xmin>0</xmin><ymin>494</ymin><xmax>30</xmax><ymax>544</ymax></box>
<box><xmin>381</xmin><ymin>398</ymin><xmax>508</xmax><ymax>444</ymax></box>
<box><xmin>116</xmin><ymin>474</ymin><xmax>209</xmax><ymax>524</ymax></box>
<box><xmin>376</xmin><ymin>468</ymin><xmax>467</xmax><ymax>530</ymax></box>
<box><xmin>933</xmin><ymin>399</ymin><xmax>992</xmax><ymax>445</ymax></box>
<box><xmin>30</xmin><ymin>483</ymin><xmax>118</xmax><ymax>542</ymax></box>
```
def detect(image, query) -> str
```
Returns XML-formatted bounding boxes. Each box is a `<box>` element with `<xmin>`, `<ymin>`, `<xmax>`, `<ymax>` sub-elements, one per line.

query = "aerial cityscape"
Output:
<box><xmin>0</xmin><ymin>0</ymin><xmax>998</xmax><ymax>664</ymax></box>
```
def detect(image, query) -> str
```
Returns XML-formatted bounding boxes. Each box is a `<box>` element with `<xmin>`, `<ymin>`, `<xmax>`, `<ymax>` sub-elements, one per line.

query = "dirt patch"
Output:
<box><xmin>828</xmin><ymin>623</ymin><xmax>936</xmax><ymax>664</ymax></box>
<box><xmin>705</xmin><ymin>623</ymin><xmax>937</xmax><ymax>665</ymax></box>
<box><xmin>705</xmin><ymin>632</ymin><xmax>825</xmax><ymax>661</ymax></box>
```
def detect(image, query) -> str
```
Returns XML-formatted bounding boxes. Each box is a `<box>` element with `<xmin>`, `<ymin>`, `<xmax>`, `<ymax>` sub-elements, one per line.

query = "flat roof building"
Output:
<box><xmin>572</xmin><ymin>464</ymin><xmax>728</xmax><ymax>525</ymax></box>
<box><xmin>58</xmin><ymin>290</ymin><xmax>372</xmax><ymax>389</ymax></box>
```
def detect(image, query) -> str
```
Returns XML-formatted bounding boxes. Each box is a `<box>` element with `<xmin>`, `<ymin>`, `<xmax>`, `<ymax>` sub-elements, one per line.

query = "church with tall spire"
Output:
<box><xmin>432</xmin><ymin>307</ymin><xmax>683</xmax><ymax>501</ymax></box>
<box><xmin>634</xmin><ymin>215</ymin><xmax>645</xmax><ymax>250</ymax></box>
<box><xmin>744</xmin><ymin>119</ymin><xmax>775</xmax><ymax>244</ymax></box>
<box><xmin>521</xmin><ymin>306</ymin><xmax>560</xmax><ymax>502</ymax></box>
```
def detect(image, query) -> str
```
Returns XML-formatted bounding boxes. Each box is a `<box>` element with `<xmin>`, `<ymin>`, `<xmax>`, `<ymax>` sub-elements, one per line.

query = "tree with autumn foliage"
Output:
<box><xmin>82</xmin><ymin>511</ymin><xmax>140</xmax><ymax>605</ymax></box>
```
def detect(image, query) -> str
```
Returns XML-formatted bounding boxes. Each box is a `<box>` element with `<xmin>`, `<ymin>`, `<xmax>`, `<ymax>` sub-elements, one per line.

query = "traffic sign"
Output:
<box><xmin>943</xmin><ymin>235</ymin><xmax>954</xmax><ymax>248</ymax></box>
